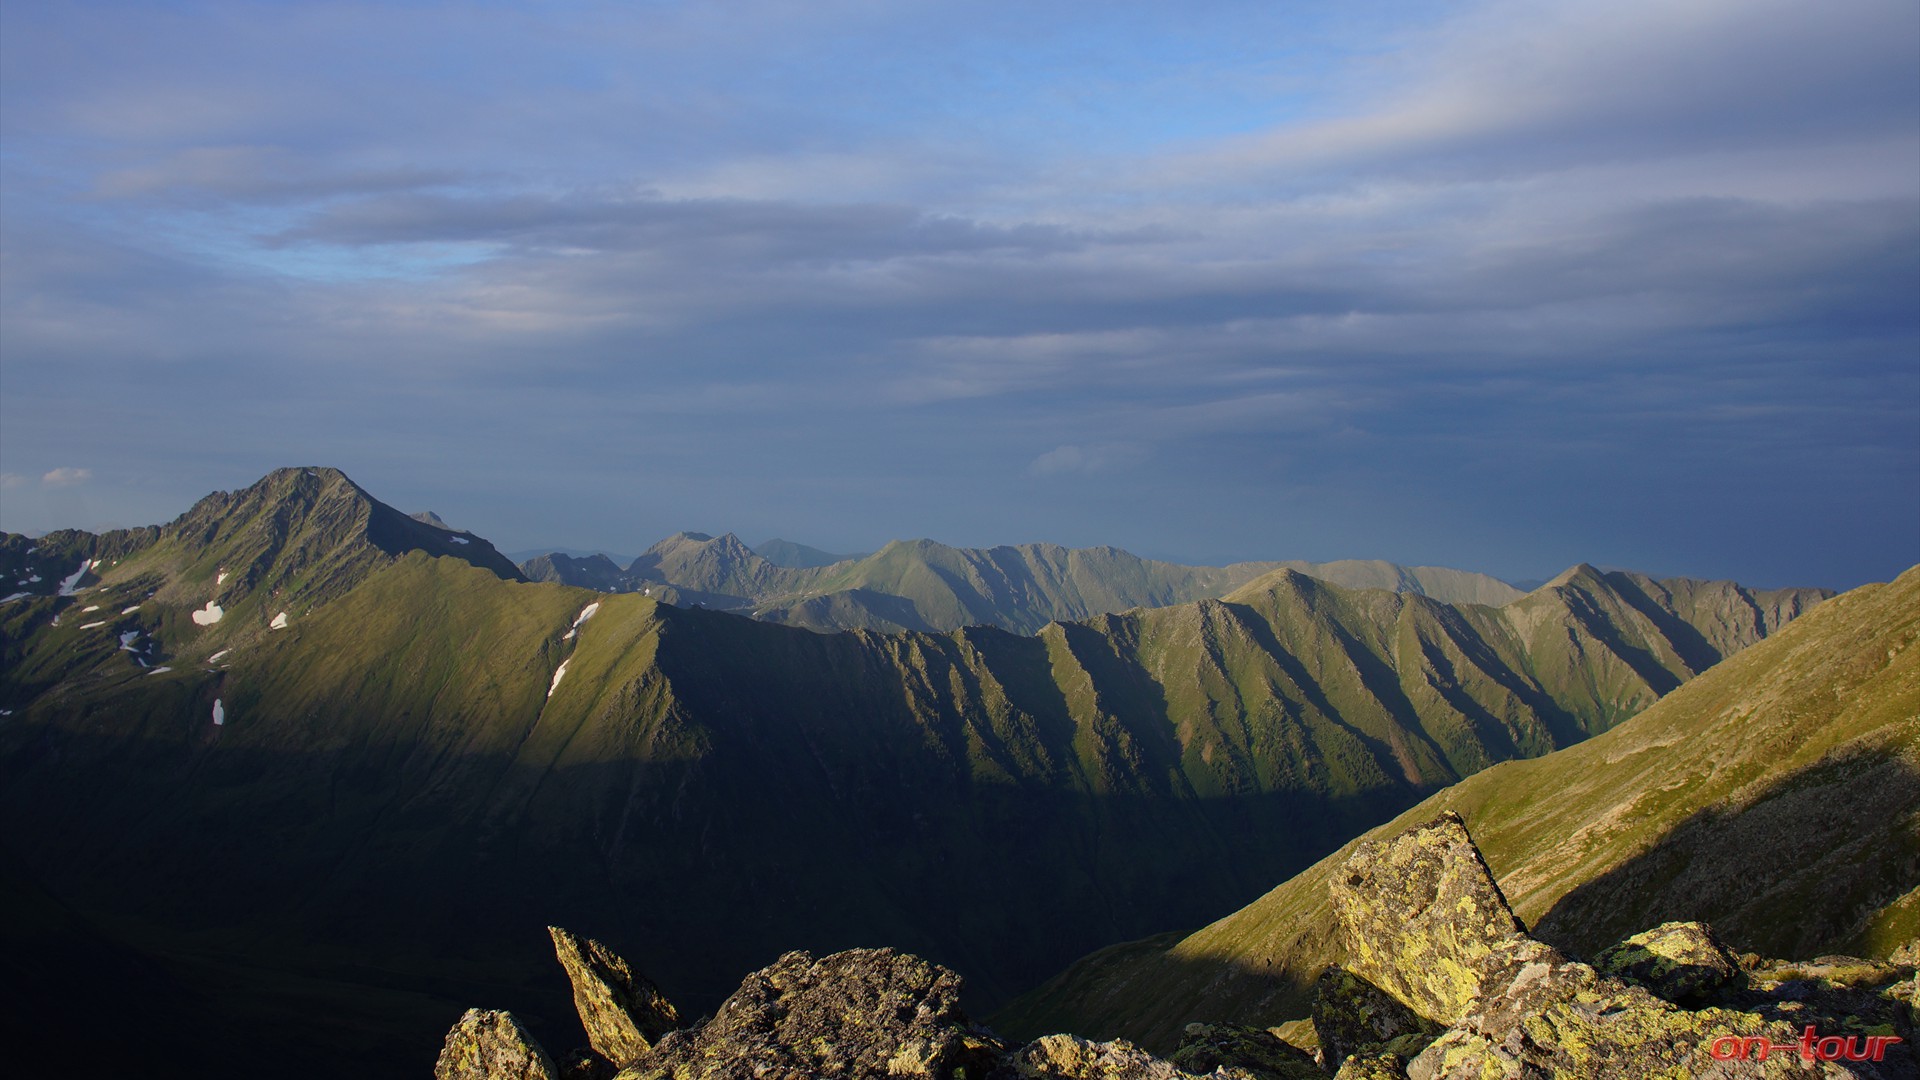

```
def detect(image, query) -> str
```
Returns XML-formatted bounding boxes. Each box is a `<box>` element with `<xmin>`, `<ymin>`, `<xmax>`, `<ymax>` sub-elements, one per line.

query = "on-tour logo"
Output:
<box><xmin>1709</xmin><ymin>1026</ymin><xmax>1904</xmax><ymax>1063</ymax></box>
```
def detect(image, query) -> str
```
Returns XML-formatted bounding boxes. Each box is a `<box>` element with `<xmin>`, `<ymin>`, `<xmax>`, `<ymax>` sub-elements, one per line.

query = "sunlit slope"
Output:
<box><xmin>996</xmin><ymin>564</ymin><xmax>1918</xmax><ymax>1052</ymax></box>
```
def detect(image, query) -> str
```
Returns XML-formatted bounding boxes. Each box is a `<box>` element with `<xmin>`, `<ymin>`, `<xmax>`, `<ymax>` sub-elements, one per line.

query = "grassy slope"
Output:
<box><xmin>995</xmin><ymin>565</ymin><xmax>1920</xmax><ymax>1052</ymax></box>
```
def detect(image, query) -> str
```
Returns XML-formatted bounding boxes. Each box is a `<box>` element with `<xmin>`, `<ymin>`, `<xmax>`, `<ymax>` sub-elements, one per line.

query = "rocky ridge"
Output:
<box><xmin>438</xmin><ymin>816</ymin><xmax>1915</xmax><ymax>1079</ymax></box>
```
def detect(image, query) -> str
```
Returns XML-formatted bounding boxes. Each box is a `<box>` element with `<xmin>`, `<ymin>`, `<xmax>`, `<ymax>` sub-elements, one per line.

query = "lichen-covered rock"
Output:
<box><xmin>1336</xmin><ymin>816</ymin><xmax>1843</xmax><ymax>1078</ymax></box>
<box><xmin>1329</xmin><ymin>812</ymin><xmax>1529</xmax><ymax>1027</ymax></box>
<box><xmin>1331</xmin><ymin>1051</ymin><xmax>1409</xmax><ymax>1080</ymax></box>
<box><xmin>434</xmin><ymin>1008</ymin><xmax>560</xmax><ymax>1080</ymax></box>
<box><xmin>615</xmin><ymin>948</ymin><xmax>1003</xmax><ymax>1080</ymax></box>
<box><xmin>549</xmin><ymin>926</ymin><xmax>681</xmax><ymax>1067</ymax></box>
<box><xmin>1002</xmin><ymin>1034</ymin><xmax>1227</xmax><ymax>1079</ymax></box>
<box><xmin>1169</xmin><ymin>1023</ymin><xmax>1322</xmax><ymax>1079</ymax></box>
<box><xmin>1593</xmin><ymin>921</ymin><xmax>1743</xmax><ymax>1004</ymax></box>
<box><xmin>1310</xmin><ymin>966</ymin><xmax>1440</xmax><ymax>1070</ymax></box>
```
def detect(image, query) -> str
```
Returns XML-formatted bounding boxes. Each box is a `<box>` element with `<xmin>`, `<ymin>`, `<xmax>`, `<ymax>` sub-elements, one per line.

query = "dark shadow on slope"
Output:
<box><xmin>1533</xmin><ymin>744</ymin><xmax>1920</xmax><ymax>962</ymax></box>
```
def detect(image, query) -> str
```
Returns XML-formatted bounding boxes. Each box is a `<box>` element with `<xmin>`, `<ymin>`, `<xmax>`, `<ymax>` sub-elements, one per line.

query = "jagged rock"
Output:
<box><xmin>1310</xmin><ymin>967</ymin><xmax>1440</xmax><ymax>1070</ymax></box>
<box><xmin>1329</xmin><ymin>812</ymin><xmax>1529</xmax><ymax>1027</ymax></box>
<box><xmin>1334</xmin><ymin>815</ymin><xmax>1840</xmax><ymax>1078</ymax></box>
<box><xmin>549</xmin><ymin>926</ymin><xmax>681</xmax><ymax>1066</ymax></box>
<box><xmin>1331</xmin><ymin>1052</ymin><xmax>1409</xmax><ymax>1080</ymax></box>
<box><xmin>1003</xmin><ymin>1034</ymin><xmax>1224</xmax><ymax>1079</ymax></box>
<box><xmin>1593</xmin><ymin>920</ymin><xmax>1743</xmax><ymax>1003</ymax></box>
<box><xmin>434</xmin><ymin>1008</ymin><xmax>560</xmax><ymax>1080</ymax></box>
<box><xmin>1169</xmin><ymin>1022</ymin><xmax>1322</xmax><ymax>1079</ymax></box>
<box><xmin>614</xmin><ymin>947</ymin><xmax>1003</xmax><ymax>1080</ymax></box>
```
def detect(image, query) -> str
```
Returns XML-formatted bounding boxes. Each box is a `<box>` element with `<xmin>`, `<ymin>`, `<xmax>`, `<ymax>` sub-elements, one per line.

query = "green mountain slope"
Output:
<box><xmin>0</xmin><ymin>468</ymin><xmax>1832</xmax><ymax>1075</ymax></box>
<box><xmin>995</xmin><ymin>563</ymin><xmax>1919</xmax><ymax>1053</ymax></box>
<box><xmin>753</xmin><ymin>538</ymin><xmax>866</xmax><ymax>569</ymax></box>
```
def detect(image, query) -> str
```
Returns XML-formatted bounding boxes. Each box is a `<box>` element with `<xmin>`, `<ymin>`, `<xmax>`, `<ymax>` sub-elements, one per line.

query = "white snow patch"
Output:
<box><xmin>146</xmin><ymin>666</ymin><xmax>173</xmax><ymax>676</ymax></box>
<box><xmin>643</xmin><ymin>587</ymin><xmax>652</xmax><ymax>596</ymax></box>
<box><xmin>449</xmin><ymin>535</ymin><xmax>470</xmax><ymax>545</ymax></box>
<box><xmin>82</xmin><ymin>605</ymin><xmax>100</xmax><ymax>613</ymax></box>
<box><xmin>28</xmin><ymin>575</ymin><xmax>41</xmax><ymax>583</ymax></box>
<box><xmin>547</xmin><ymin>658</ymin><xmax>571</xmax><ymax>697</ymax></box>
<box><xmin>56</xmin><ymin>560</ymin><xmax>95</xmax><ymax>596</ymax></box>
<box><xmin>212</xmin><ymin>699</ymin><xmax>225</xmax><ymax>725</ymax></box>
<box><xmin>269</xmin><ymin>611</ymin><xmax>289</xmax><ymax>630</ymax></box>
<box><xmin>216</xmin><ymin>569</ymin><xmax>229</xmax><ymax>585</ymax></box>
<box><xmin>1</xmin><ymin>593</ymin><xmax>30</xmax><ymax>603</ymax></box>
<box><xmin>572</xmin><ymin>602</ymin><xmax>601</xmax><ymax>628</ymax></box>
<box><xmin>119</xmin><ymin>631</ymin><xmax>140</xmax><ymax>649</ymax></box>
<box><xmin>208</xmin><ymin>649</ymin><xmax>231</xmax><ymax>663</ymax></box>
<box><xmin>191</xmin><ymin>601</ymin><xmax>224</xmax><ymax>626</ymax></box>
<box><xmin>562</xmin><ymin>629</ymin><xmax>576</xmax><ymax>641</ymax></box>
<box><xmin>79</xmin><ymin>621</ymin><xmax>107</xmax><ymax>629</ymax></box>
<box><xmin>122</xmin><ymin>605</ymin><xmax>141</xmax><ymax>614</ymax></box>
<box><xmin>0</xmin><ymin>708</ymin><xmax>11</xmax><ymax>716</ymax></box>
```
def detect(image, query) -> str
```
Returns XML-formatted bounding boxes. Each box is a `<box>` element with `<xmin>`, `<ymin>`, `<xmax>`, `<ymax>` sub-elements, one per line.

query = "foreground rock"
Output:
<box><xmin>437</xmin><ymin>860</ymin><xmax>1915</xmax><ymax>1078</ymax></box>
<box><xmin>434</xmin><ymin>1009</ymin><xmax>560</xmax><ymax>1080</ymax></box>
<box><xmin>1329</xmin><ymin>813</ymin><xmax>1912</xmax><ymax>1079</ymax></box>
<box><xmin>549</xmin><ymin>925</ymin><xmax>681</xmax><ymax>1067</ymax></box>
<box><xmin>615</xmin><ymin>947</ymin><xmax>1004</xmax><ymax>1080</ymax></box>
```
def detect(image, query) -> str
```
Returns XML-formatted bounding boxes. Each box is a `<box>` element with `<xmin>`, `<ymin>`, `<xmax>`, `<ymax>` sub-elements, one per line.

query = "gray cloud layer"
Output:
<box><xmin>2</xmin><ymin>0</ymin><xmax>1914</xmax><ymax>588</ymax></box>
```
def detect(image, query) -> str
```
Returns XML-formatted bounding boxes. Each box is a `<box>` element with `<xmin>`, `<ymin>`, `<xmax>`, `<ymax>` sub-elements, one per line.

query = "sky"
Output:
<box><xmin>1</xmin><ymin>0</ymin><xmax>1915</xmax><ymax>590</ymax></box>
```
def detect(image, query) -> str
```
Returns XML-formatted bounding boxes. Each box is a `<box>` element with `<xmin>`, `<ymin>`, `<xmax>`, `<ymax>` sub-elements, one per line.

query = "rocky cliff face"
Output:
<box><xmin>439</xmin><ymin>818</ymin><xmax>1914</xmax><ymax>1078</ymax></box>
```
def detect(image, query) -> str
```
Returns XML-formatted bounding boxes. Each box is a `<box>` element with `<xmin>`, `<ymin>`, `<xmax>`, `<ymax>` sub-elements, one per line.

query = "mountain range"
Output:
<box><xmin>997</xmin><ymin>562</ymin><xmax>1920</xmax><ymax>1054</ymax></box>
<box><xmin>517</xmin><ymin>531</ymin><xmax>1530</xmax><ymax>634</ymax></box>
<box><xmin>0</xmin><ymin>466</ymin><xmax>1850</xmax><ymax>1076</ymax></box>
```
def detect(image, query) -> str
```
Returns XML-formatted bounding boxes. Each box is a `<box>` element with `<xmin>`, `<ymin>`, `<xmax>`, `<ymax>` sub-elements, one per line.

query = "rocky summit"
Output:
<box><xmin>438</xmin><ymin>814</ymin><xmax>1917</xmax><ymax>1080</ymax></box>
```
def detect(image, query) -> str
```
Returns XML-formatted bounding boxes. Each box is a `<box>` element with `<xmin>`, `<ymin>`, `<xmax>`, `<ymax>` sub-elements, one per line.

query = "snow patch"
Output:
<box><xmin>191</xmin><ymin>601</ymin><xmax>224</xmax><ymax>626</ymax></box>
<box><xmin>79</xmin><ymin>621</ymin><xmax>107</xmax><ymax>629</ymax></box>
<box><xmin>82</xmin><ymin>605</ymin><xmax>100</xmax><ymax>613</ymax></box>
<box><xmin>212</xmin><ymin>699</ymin><xmax>225</xmax><ymax>725</ymax></box>
<box><xmin>56</xmin><ymin>559</ymin><xmax>95</xmax><ymax>596</ymax></box>
<box><xmin>146</xmin><ymin>666</ymin><xmax>173</xmax><ymax>675</ymax></box>
<box><xmin>208</xmin><ymin>649</ymin><xmax>231</xmax><ymax>663</ymax></box>
<box><xmin>449</xmin><ymin>535</ymin><xmax>470</xmax><ymax>545</ymax></box>
<box><xmin>269</xmin><ymin>611</ymin><xmax>289</xmax><ymax>630</ymax></box>
<box><xmin>122</xmin><ymin>605</ymin><xmax>141</xmax><ymax>614</ymax></box>
<box><xmin>216</xmin><ymin>569</ymin><xmax>229</xmax><ymax>586</ymax></box>
<box><xmin>548</xmin><ymin>658</ymin><xmax>571</xmax><ymax>697</ymax></box>
<box><xmin>119</xmin><ymin>631</ymin><xmax>140</xmax><ymax>649</ymax></box>
<box><xmin>0</xmin><ymin>708</ymin><xmax>11</xmax><ymax>716</ymax></box>
<box><xmin>1</xmin><ymin>593</ymin><xmax>30</xmax><ymax>603</ymax></box>
<box><xmin>572</xmin><ymin>602</ymin><xmax>601</xmax><ymax>628</ymax></box>
<box><xmin>28</xmin><ymin>575</ymin><xmax>41</xmax><ymax>583</ymax></box>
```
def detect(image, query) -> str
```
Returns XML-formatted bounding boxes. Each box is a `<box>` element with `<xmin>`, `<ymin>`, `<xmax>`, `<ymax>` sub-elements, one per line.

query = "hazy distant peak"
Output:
<box><xmin>411</xmin><ymin>511</ymin><xmax>452</xmax><ymax>530</ymax></box>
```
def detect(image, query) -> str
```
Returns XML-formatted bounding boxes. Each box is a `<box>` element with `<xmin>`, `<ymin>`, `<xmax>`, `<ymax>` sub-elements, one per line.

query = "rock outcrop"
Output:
<box><xmin>440</xmin><ymin>854</ymin><xmax>1915</xmax><ymax>1079</ymax></box>
<box><xmin>1326</xmin><ymin>813</ymin><xmax>1915</xmax><ymax>1079</ymax></box>
<box><xmin>434</xmin><ymin>1009</ymin><xmax>560</xmax><ymax>1080</ymax></box>
<box><xmin>548</xmin><ymin>926</ymin><xmax>681</xmax><ymax>1067</ymax></box>
<box><xmin>615</xmin><ymin>947</ymin><xmax>1003</xmax><ymax>1080</ymax></box>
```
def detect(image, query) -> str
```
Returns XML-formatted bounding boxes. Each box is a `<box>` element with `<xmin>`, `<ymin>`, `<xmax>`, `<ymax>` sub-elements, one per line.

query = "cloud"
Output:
<box><xmin>41</xmin><ymin>467</ymin><xmax>92</xmax><ymax>488</ymax></box>
<box><xmin>0</xmin><ymin>473</ymin><xmax>26</xmax><ymax>489</ymax></box>
<box><xmin>1028</xmin><ymin>443</ymin><xmax>1149</xmax><ymax>476</ymax></box>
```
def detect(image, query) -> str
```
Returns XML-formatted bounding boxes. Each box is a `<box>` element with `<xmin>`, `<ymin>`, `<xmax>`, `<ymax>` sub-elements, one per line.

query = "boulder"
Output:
<box><xmin>548</xmin><ymin>925</ymin><xmax>681</xmax><ymax>1066</ymax></box>
<box><xmin>1333</xmin><ymin>815</ymin><xmax>1837</xmax><ymax>1078</ymax></box>
<box><xmin>434</xmin><ymin>1008</ymin><xmax>560</xmax><ymax>1080</ymax></box>
<box><xmin>615</xmin><ymin>947</ymin><xmax>1003</xmax><ymax>1079</ymax></box>
<box><xmin>1328</xmin><ymin>812</ymin><xmax>1529</xmax><ymax>1027</ymax></box>
<box><xmin>1592</xmin><ymin>921</ymin><xmax>1743</xmax><ymax>1004</ymax></box>
<box><xmin>1003</xmin><ymin>1034</ymin><xmax>1231</xmax><ymax>1079</ymax></box>
<box><xmin>1310</xmin><ymin>967</ymin><xmax>1439</xmax><ymax>1071</ymax></box>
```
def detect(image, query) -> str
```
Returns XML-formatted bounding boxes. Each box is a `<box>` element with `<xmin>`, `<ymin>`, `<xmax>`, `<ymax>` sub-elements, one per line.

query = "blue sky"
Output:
<box><xmin>2</xmin><ymin>0</ymin><xmax>1915</xmax><ymax>589</ymax></box>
